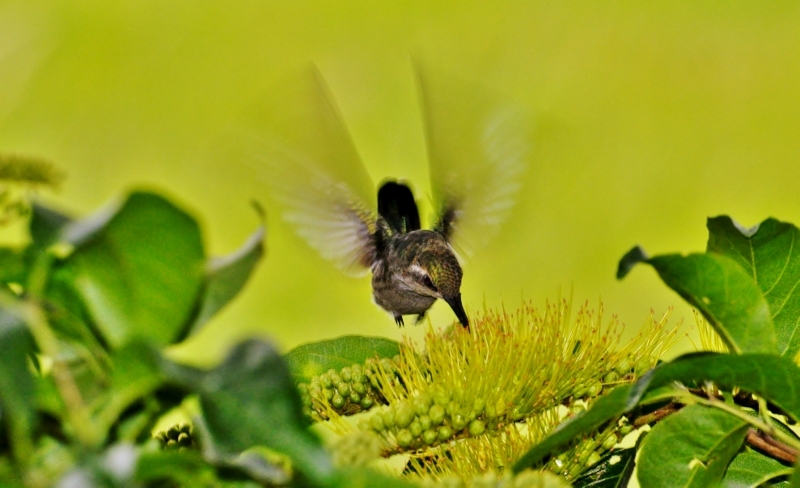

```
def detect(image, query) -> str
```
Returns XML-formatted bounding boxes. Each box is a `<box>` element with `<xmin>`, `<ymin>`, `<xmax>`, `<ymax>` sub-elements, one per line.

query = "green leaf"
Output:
<box><xmin>647</xmin><ymin>353</ymin><xmax>800</xmax><ymax>421</ymax></box>
<box><xmin>0</xmin><ymin>306</ymin><xmax>36</xmax><ymax>457</ymax></box>
<box><xmin>93</xmin><ymin>341</ymin><xmax>165</xmax><ymax>438</ymax></box>
<box><xmin>791</xmin><ymin>458</ymin><xmax>800</xmax><ymax>487</ymax></box>
<box><xmin>180</xmin><ymin>339</ymin><xmax>334</xmax><ymax>485</ymax></box>
<box><xmin>0</xmin><ymin>248</ymin><xmax>27</xmax><ymax>283</ymax></box>
<box><xmin>59</xmin><ymin>191</ymin><xmax>205</xmax><ymax>347</ymax></box>
<box><xmin>619</xmin><ymin>250</ymin><xmax>777</xmax><ymax>354</ymax></box>
<box><xmin>330</xmin><ymin>468</ymin><xmax>419</xmax><ymax>488</ymax></box>
<box><xmin>181</xmin><ymin>214</ymin><xmax>265</xmax><ymax>340</ymax></box>
<box><xmin>721</xmin><ymin>449</ymin><xmax>794</xmax><ymax>487</ymax></box>
<box><xmin>514</xmin><ymin>352</ymin><xmax>800</xmax><ymax>471</ymax></box>
<box><xmin>44</xmin><ymin>265</ymin><xmax>108</xmax><ymax>358</ymax></box>
<box><xmin>284</xmin><ymin>335</ymin><xmax>400</xmax><ymax>383</ymax></box>
<box><xmin>707</xmin><ymin>216</ymin><xmax>800</xmax><ymax>358</ymax></box>
<box><xmin>617</xmin><ymin>246</ymin><xmax>649</xmax><ymax>280</ymax></box>
<box><xmin>638</xmin><ymin>404</ymin><xmax>749</xmax><ymax>488</ymax></box>
<box><xmin>573</xmin><ymin>448</ymin><xmax>637</xmax><ymax>488</ymax></box>
<box><xmin>135</xmin><ymin>449</ymin><xmax>213</xmax><ymax>485</ymax></box>
<box><xmin>29</xmin><ymin>201</ymin><xmax>71</xmax><ymax>250</ymax></box>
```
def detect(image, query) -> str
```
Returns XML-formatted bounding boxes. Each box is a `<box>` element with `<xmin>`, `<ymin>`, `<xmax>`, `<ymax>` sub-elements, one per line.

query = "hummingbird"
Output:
<box><xmin>246</xmin><ymin>63</ymin><xmax>532</xmax><ymax>329</ymax></box>
<box><xmin>372</xmin><ymin>180</ymin><xmax>467</xmax><ymax>327</ymax></box>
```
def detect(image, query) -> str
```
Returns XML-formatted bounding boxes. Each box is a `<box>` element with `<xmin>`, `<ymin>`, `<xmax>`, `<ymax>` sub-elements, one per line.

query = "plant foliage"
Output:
<box><xmin>519</xmin><ymin>215</ymin><xmax>800</xmax><ymax>487</ymax></box>
<box><xmin>3</xmin><ymin>159</ymin><xmax>800</xmax><ymax>488</ymax></box>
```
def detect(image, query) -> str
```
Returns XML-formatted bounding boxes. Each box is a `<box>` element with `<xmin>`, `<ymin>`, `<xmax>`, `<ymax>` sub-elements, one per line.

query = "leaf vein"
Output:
<box><xmin>763</xmin><ymin>231</ymin><xmax>794</xmax><ymax>297</ymax></box>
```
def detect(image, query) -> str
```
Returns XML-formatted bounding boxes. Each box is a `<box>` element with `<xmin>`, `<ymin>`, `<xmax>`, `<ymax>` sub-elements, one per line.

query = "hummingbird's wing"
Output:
<box><xmin>418</xmin><ymin>65</ymin><xmax>534</xmax><ymax>260</ymax></box>
<box><xmin>245</xmin><ymin>66</ymin><xmax>379</xmax><ymax>276</ymax></box>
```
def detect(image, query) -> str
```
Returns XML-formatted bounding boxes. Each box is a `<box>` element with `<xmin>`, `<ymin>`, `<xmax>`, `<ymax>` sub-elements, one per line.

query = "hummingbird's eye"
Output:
<box><xmin>421</xmin><ymin>274</ymin><xmax>437</xmax><ymax>291</ymax></box>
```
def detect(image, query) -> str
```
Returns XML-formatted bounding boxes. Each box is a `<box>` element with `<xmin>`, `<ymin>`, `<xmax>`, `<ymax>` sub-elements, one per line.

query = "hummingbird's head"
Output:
<box><xmin>409</xmin><ymin>236</ymin><xmax>469</xmax><ymax>328</ymax></box>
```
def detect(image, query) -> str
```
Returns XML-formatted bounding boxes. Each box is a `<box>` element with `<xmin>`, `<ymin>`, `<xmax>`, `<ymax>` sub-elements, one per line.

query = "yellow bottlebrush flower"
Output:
<box><xmin>692</xmin><ymin>310</ymin><xmax>729</xmax><ymax>354</ymax></box>
<box><xmin>315</xmin><ymin>299</ymin><xmax>681</xmax><ymax>484</ymax></box>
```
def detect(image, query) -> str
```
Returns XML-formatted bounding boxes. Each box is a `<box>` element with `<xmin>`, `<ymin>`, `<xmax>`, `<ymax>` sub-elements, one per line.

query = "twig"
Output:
<box><xmin>746</xmin><ymin>429</ymin><xmax>798</xmax><ymax>464</ymax></box>
<box><xmin>673</xmin><ymin>390</ymin><xmax>800</xmax><ymax>454</ymax></box>
<box><xmin>632</xmin><ymin>402</ymin><xmax>683</xmax><ymax>428</ymax></box>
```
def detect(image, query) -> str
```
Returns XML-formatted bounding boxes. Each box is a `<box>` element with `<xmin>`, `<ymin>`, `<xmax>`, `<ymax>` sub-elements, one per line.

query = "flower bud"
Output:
<box><xmin>369</xmin><ymin>413</ymin><xmax>385</xmax><ymax>432</ymax></box>
<box><xmin>396</xmin><ymin>429</ymin><xmax>413</xmax><ymax>448</ymax></box>
<box><xmin>468</xmin><ymin>420</ymin><xmax>486</xmax><ymax>436</ymax></box>
<box><xmin>332</xmin><ymin>393</ymin><xmax>345</xmax><ymax>409</ymax></box>
<box><xmin>614</xmin><ymin>357</ymin><xmax>632</xmax><ymax>375</ymax></box>
<box><xmin>395</xmin><ymin>402</ymin><xmax>415</xmax><ymax>428</ymax></box>
<box><xmin>320</xmin><ymin>373</ymin><xmax>332</xmax><ymax>389</ymax></box>
<box><xmin>352</xmin><ymin>382</ymin><xmax>367</xmax><ymax>395</ymax></box>
<box><xmin>451</xmin><ymin>412</ymin><xmax>468</xmax><ymax>431</ymax></box>
<box><xmin>419</xmin><ymin>415</ymin><xmax>432</xmax><ymax>431</ymax></box>
<box><xmin>381</xmin><ymin>408</ymin><xmax>396</xmax><ymax>429</ymax></box>
<box><xmin>410</xmin><ymin>420</ymin><xmax>423</xmax><ymax>438</ymax></box>
<box><xmin>429</xmin><ymin>405</ymin><xmax>445</xmax><ymax>426</ymax></box>
<box><xmin>602</xmin><ymin>433</ymin><xmax>618</xmax><ymax>450</ymax></box>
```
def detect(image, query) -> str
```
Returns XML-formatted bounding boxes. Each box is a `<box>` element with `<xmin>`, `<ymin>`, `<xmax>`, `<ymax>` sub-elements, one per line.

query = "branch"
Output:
<box><xmin>632</xmin><ymin>401</ymin><xmax>683</xmax><ymax>428</ymax></box>
<box><xmin>746</xmin><ymin>429</ymin><xmax>798</xmax><ymax>464</ymax></box>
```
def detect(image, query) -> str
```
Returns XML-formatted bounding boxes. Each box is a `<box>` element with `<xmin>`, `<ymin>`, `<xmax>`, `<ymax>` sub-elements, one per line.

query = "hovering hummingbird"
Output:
<box><xmin>247</xmin><ymin>64</ymin><xmax>532</xmax><ymax>329</ymax></box>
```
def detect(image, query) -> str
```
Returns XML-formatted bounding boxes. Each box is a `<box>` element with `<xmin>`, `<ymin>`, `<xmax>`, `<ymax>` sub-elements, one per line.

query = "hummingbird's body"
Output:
<box><xmin>254</xmin><ymin>64</ymin><xmax>531</xmax><ymax>330</ymax></box>
<box><xmin>371</xmin><ymin>226</ymin><xmax>467</xmax><ymax>327</ymax></box>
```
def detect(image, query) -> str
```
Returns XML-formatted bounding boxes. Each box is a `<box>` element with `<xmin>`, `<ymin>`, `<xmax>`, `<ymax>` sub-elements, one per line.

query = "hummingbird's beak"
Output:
<box><xmin>444</xmin><ymin>293</ymin><xmax>470</xmax><ymax>330</ymax></box>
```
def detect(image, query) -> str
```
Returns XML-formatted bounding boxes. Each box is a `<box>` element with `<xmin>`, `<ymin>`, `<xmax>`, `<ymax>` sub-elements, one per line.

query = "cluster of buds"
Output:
<box><xmin>570</xmin><ymin>353</ymin><xmax>655</xmax><ymax>401</ymax></box>
<box><xmin>154</xmin><ymin>423</ymin><xmax>196</xmax><ymax>451</ymax></box>
<box><xmin>416</xmin><ymin>469</ymin><xmax>569</xmax><ymax>488</ymax></box>
<box><xmin>360</xmin><ymin>388</ymin><xmax>490</xmax><ymax>451</ymax></box>
<box><xmin>298</xmin><ymin>358</ymin><xmax>402</xmax><ymax>420</ymax></box>
<box><xmin>545</xmin><ymin>416</ymin><xmax>633</xmax><ymax>481</ymax></box>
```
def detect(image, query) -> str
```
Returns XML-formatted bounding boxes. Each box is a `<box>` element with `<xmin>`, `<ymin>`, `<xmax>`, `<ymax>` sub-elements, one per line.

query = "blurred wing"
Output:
<box><xmin>243</xmin><ymin>66</ymin><xmax>378</xmax><ymax>276</ymax></box>
<box><xmin>418</xmin><ymin>64</ymin><xmax>534</xmax><ymax>260</ymax></box>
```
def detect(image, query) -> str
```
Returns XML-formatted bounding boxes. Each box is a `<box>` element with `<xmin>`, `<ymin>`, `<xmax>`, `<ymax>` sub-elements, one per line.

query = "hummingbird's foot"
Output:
<box><xmin>414</xmin><ymin>312</ymin><xmax>426</xmax><ymax>325</ymax></box>
<box><xmin>394</xmin><ymin>314</ymin><xmax>405</xmax><ymax>327</ymax></box>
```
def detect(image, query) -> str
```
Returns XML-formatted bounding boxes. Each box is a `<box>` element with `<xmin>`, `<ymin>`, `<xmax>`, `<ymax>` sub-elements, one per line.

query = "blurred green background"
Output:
<box><xmin>2</xmin><ymin>0</ymin><xmax>799</xmax><ymax>365</ymax></box>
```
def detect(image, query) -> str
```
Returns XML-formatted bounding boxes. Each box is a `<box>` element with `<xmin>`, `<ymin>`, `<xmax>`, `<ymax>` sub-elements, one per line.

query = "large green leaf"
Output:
<box><xmin>572</xmin><ymin>448</ymin><xmax>636</xmax><ymax>488</ymax></box>
<box><xmin>171</xmin><ymin>339</ymin><xmax>334</xmax><ymax>486</ymax></box>
<box><xmin>618</xmin><ymin>248</ymin><xmax>777</xmax><ymax>354</ymax></box>
<box><xmin>637</xmin><ymin>405</ymin><xmax>748</xmax><ymax>487</ymax></box>
<box><xmin>707</xmin><ymin>216</ymin><xmax>800</xmax><ymax>358</ymax></box>
<box><xmin>284</xmin><ymin>335</ymin><xmax>400</xmax><ymax>383</ymax></box>
<box><xmin>514</xmin><ymin>352</ymin><xmax>800</xmax><ymax>471</ymax></box>
<box><xmin>180</xmin><ymin>217</ymin><xmax>265</xmax><ymax>340</ymax></box>
<box><xmin>721</xmin><ymin>449</ymin><xmax>794</xmax><ymax>487</ymax></box>
<box><xmin>59</xmin><ymin>191</ymin><xmax>205</xmax><ymax>347</ymax></box>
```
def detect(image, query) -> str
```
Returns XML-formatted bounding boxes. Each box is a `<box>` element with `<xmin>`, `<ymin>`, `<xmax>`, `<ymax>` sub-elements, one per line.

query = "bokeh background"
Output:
<box><xmin>2</xmin><ymin>0</ymin><xmax>799</xmax><ymax>365</ymax></box>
